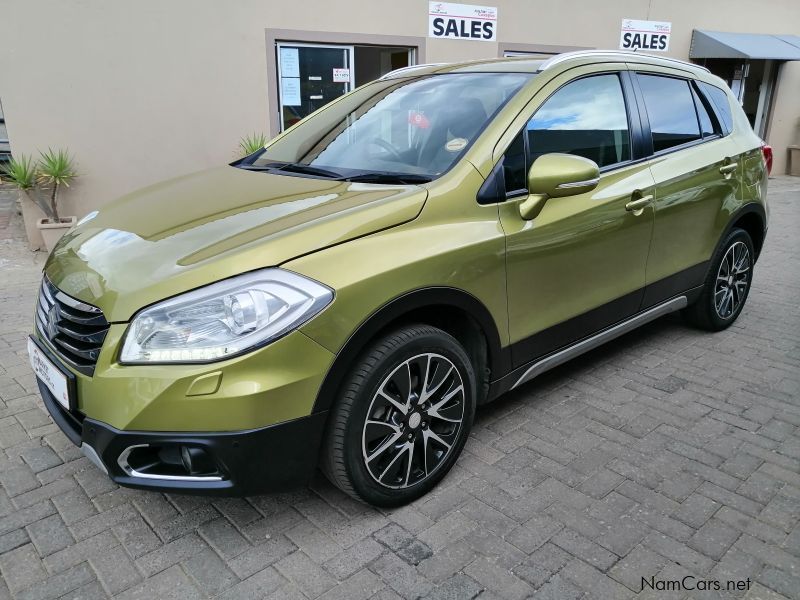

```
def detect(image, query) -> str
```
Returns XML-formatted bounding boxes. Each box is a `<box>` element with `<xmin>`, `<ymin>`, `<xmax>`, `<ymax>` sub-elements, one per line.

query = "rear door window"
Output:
<box><xmin>637</xmin><ymin>74</ymin><xmax>701</xmax><ymax>152</ymax></box>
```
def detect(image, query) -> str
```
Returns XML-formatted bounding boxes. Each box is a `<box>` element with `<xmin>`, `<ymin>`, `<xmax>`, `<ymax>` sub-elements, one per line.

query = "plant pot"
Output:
<box><xmin>19</xmin><ymin>191</ymin><xmax>47</xmax><ymax>251</ymax></box>
<box><xmin>789</xmin><ymin>146</ymin><xmax>800</xmax><ymax>177</ymax></box>
<box><xmin>36</xmin><ymin>216</ymin><xmax>77</xmax><ymax>252</ymax></box>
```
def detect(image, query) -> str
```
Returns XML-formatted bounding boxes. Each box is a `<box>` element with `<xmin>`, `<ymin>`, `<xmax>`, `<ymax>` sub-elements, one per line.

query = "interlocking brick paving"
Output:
<box><xmin>0</xmin><ymin>188</ymin><xmax>16</xmax><ymax>233</ymax></box>
<box><xmin>0</xmin><ymin>177</ymin><xmax>798</xmax><ymax>599</ymax></box>
<box><xmin>0</xmin><ymin>188</ymin><xmax>26</xmax><ymax>243</ymax></box>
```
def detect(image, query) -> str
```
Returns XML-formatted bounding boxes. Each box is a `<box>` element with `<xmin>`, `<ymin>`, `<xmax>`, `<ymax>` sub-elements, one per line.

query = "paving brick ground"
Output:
<box><xmin>0</xmin><ymin>188</ymin><xmax>21</xmax><ymax>240</ymax></box>
<box><xmin>0</xmin><ymin>177</ymin><xmax>798</xmax><ymax>600</ymax></box>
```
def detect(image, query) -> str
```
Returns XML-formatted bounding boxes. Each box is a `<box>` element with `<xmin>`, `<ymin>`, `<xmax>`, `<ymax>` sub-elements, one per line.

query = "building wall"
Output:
<box><xmin>767</xmin><ymin>61</ymin><xmax>800</xmax><ymax>170</ymax></box>
<box><xmin>1</xmin><ymin>0</ymin><xmax>798</xmax><ymax>216</ymax></box>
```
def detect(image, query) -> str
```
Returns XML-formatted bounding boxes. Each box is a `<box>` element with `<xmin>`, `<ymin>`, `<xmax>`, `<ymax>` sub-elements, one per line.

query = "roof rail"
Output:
<box><xmin>379</xmin><ymin>63</ymin><xmax>448</xmax><ymax>80</ymax></box>
<box><xmin>538</xmin><ymin>50</ymin><xmax>709</xmax><ymax>72</ymax></box>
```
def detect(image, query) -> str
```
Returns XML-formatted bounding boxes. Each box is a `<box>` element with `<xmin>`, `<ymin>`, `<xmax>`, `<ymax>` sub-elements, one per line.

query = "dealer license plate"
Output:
<box><xmin>28</xmin><ymin>338</ymin><xmax>70</xmax><ymax>410</ymax></box>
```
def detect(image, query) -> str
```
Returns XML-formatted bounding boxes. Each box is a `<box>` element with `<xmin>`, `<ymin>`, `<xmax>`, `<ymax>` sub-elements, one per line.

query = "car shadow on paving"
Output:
<box><xmin>0</xmin><ymin>177</ymin><xmax>798</xmax><ymax>599</ymax></box>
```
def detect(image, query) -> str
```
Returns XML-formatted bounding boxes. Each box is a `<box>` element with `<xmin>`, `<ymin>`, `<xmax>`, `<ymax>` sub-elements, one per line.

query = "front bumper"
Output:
<box><xmin>39</xmin><ymin>380</ymin><xmax>328</xmax><ymax>496</ymax></box>
<box><xmin>68</xmin><ymin>325</ymin><xmax>335</xmax><ymax>432</ymax></box>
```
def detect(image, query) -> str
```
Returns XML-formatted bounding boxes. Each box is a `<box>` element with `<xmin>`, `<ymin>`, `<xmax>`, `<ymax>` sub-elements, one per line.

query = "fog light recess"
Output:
<box><xmin>117</xmin><ymin>444</ymin><xmax>223</xmax><ymax>482</ymax></box>
<box><xmin>180</xmin><ymin>446</ymin><xmax>217</xmax><ymax>476</ymax></box>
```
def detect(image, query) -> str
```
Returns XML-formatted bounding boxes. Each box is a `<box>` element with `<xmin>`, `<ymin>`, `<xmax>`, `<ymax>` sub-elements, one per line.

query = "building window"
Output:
<box><xmin>0</xmin><ymin>99</ymin><xmax>9</xmax><ymax>161</ymax></box>
<box><xmin>277</xmin><ymin>42</ymin><xmax>414</xmax><ymax>131</ymax></box>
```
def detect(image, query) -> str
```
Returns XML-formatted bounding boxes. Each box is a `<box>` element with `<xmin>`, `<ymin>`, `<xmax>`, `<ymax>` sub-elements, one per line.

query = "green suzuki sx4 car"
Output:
<box><xmin>30</xmin><ymin>51</ymin><xmax>770</xmax><ymax>506</ymax></box>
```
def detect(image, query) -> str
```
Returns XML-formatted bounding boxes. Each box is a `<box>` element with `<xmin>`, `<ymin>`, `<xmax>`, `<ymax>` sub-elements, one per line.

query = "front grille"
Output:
<box><xmin>35</xmin><ymin>278</ymin><xmax>109</xmax><ymax>376</ymax></box>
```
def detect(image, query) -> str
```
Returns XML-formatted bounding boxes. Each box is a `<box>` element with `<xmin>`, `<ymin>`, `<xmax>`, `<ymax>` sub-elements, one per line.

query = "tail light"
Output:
<box><xmin>761</xmin><ymin>142</ymin><xmax>773</xmax><ymax>175</ymax></box>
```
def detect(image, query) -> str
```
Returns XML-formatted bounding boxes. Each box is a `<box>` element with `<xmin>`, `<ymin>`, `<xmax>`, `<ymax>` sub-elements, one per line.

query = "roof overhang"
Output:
<box><xmin>690</xmin><ymin>30</ymin><xmax>800</xmax><ymax>60</ymax></box>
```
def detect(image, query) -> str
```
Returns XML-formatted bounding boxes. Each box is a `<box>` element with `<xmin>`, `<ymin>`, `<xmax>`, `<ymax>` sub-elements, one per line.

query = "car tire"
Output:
<box><xmin>321</xmin><ymin>324</ymin><xmax>476</xmax><ymax>507</ymax></box>
<box><xmin>683</xmin><ymin>227</ymin><xmax>755</xmax><ymax>331</ymax></box>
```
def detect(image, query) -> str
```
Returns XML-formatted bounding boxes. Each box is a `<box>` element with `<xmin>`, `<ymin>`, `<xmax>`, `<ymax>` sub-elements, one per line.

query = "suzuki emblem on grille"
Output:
<box><xmin>46</xmin><ymin>304</ymin><xmax>59</xmax><ymax>340</ymax></box>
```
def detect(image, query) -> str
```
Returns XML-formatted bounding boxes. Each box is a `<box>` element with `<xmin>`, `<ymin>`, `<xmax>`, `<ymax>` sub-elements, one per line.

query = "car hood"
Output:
<box><xmin>44</xmin><ymin>166</ymin><xmax>428</xmax><ymax>321</ymax></box>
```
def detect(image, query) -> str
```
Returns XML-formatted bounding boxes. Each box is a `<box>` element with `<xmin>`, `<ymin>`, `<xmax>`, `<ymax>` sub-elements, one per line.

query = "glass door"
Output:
<box><xmin>751</xmin><ymin>60</ymin><xmax>776</xmax><ymax>138</ymax></box>
<box><xmin>277</xmin><ymin>43</ymin><xmax>354</xmax><ymax>131</ymax></box>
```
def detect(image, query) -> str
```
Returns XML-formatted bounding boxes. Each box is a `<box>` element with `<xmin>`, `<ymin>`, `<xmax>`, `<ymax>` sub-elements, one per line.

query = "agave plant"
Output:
<box><xmin>0</xmin><ymin>153</ymin><xmax>38</xmax><ymax>191</ymax></box>
<box><xmin>238</xmin><ymin>133</ymin><xmax>268</xmax><ymax>157</ymax></box>
<box><xmin>36</xmin><ymin>148</ymin><xmax>77</xmax><ymax>222</ymax></box>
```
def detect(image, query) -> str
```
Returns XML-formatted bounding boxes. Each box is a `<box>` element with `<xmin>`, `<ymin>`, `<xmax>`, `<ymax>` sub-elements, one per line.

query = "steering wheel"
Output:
<box><xmin>368</xmin><ymin>138</ymin><xmax>405</xmax><ymax>162</ymax></box>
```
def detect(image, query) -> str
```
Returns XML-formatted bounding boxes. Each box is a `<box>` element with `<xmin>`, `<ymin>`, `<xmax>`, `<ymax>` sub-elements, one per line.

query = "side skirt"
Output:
<box><xmin>487</xmin><ymin>292</ymin><xmax>696</xmax><ymax>401</ymax></box>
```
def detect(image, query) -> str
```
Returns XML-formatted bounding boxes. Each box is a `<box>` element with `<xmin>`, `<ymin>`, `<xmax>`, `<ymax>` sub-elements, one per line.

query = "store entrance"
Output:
<box><xmin>276</xmin><ymin>42</ymin><xmax>413</xmax><ymax>131</ymax></box>
<box><xmin>699</xmin><ymin>58</ymin><xmax>778</xmax><ymax>138</ymax></box>
<box><xmin>353</xmin><ymin>46</ymin><xmax>413</xmax><ymax>86</ymax></box>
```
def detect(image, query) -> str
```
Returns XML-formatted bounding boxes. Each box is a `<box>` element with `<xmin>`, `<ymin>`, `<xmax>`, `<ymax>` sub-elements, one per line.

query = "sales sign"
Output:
<box><xmin>429</xmin><ymin>2</ymin><xmax>497</xmax><ymax>42</ymax></box>
<box><xmin>620</xmin><ymin>19</ymin><xmax>672</xmax><ymax>52</ymax></box>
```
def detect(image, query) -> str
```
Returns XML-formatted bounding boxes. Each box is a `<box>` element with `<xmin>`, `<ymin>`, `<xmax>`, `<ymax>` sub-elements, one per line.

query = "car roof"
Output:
<box><xmin>380</xmin><ymin>50</ymin><xmax>709</xmax><ymax>80</ymax></box>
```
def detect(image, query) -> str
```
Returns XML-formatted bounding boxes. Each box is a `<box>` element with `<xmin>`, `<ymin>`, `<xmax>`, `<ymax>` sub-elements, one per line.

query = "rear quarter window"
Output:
<box><xmin>692</xmin><ymin>87</ymin><xmax>716</xmax><ymax>138</ymax></box>
<box><xmin>697</xmin><ymin>81</ymin><xmax>734</xmax><ymax>135</ymax></box>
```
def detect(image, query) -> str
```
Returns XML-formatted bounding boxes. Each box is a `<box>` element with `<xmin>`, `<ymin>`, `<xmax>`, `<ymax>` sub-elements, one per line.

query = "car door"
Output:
<box><xmin>497</xmin><ymin>67</ymin><xmax>657</xmax><ymax>368</ymax></box>
<box><xmin>631</xmin><ymin>68</ymin><xmax>744</xmax><ymax>307</ymax></box>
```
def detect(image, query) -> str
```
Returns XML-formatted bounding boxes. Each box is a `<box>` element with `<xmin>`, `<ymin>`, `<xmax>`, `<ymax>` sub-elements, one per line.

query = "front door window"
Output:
<box><xmin>501</xmin><ymin>73</ymin><xmax>631</xmax><ymax>197</ymax></box>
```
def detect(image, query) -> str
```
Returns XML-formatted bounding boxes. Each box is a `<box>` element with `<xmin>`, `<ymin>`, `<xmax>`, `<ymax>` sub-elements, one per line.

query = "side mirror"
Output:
<box><xmin>519</xmin><ymin>153</ymin><xmax>600</xmax><ymax>220</ymax></box>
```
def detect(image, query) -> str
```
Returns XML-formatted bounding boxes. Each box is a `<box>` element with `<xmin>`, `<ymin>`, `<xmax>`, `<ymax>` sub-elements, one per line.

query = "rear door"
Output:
<box><xmin>631</xmin><ymin>67</ymin><xmax>745</xmax><ymax>307</ymax></box>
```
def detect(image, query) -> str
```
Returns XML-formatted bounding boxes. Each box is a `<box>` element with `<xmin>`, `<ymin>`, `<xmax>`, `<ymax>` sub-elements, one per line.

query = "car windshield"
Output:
<box><xmin>242</xmin><ymin>72</ymin><xmax>533</xmax><ymax>182</ymax></box>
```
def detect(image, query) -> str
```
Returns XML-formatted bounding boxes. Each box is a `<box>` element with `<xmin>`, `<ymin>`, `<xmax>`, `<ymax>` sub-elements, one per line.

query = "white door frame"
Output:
<box><xmin>753</xmin><ymin>60</ymin><xmax>775</xmax><ymax>139</ymax></box>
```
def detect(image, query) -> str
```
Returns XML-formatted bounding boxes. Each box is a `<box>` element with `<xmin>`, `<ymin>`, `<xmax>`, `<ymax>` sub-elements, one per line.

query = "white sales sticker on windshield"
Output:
<box><xmin>28</xmin><ymin>338</ymin><xmax>70</xmax><ymax>410</ymax></box>
<box><xmin>445</xmin><ymin>138</ymin><xmax>468</xmax><ymax>152</ymax></box>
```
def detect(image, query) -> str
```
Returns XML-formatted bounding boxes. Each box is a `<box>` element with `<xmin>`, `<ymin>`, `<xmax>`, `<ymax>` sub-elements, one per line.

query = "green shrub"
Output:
<box><xmin>37</xmin><ymin>148</ymin><xmax>77</xmax><ymax>221</ymax></box>
<box><xmin>238</xmin><ymin>133</ymin><xmax>268</xmax><ymax>157</ymax></box>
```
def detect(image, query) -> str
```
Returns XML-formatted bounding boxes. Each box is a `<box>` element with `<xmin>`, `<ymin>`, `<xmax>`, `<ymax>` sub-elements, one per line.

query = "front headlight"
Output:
<box><xmin>120</xmin><ymin>269</ymin><xmax>333</xmax><ymax>364</ymax></box>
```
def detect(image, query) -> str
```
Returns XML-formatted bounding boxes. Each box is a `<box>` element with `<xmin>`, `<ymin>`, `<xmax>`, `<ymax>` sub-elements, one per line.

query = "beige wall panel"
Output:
<box><xmin>498</xmin><ymin>0</ymin><xmax>646</xmax><ymax>49</ymax></box>
<box><xmin>1</xmin><ymin>0</ymin><xmax>798</xmax><ymax>216</ymax></box>
<box><xmin>767</xmin><ymin>61</ymin><xmax>800</xmax><ymax>174</ymax></box>
<box><xmin>426</xmin><ymin>38</ymin><xmax>498</xmax><ymax>62</ymax></box>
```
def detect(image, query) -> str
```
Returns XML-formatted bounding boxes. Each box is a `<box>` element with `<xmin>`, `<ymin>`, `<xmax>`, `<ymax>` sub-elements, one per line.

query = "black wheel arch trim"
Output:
<box><xmin>723</xmin><ymin>202</ymin><xmax>767</xmax><ymax>261</ymax></box>
<box><xmin>311</xmin><ymin>286</ymin><xmax>509</xmax><ymax>414</ymax></box>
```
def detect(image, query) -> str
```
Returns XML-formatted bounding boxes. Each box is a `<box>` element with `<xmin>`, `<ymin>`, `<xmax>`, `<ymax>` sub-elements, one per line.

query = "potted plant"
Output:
<box><xmin>238</xmin><ymin>132</ymin><xmax>267</xmax><ymax>157</ymax></box>
<box><xmin>35</xmin><ymin>148</ymin><xmax>78</xmax><ymax>251</ymax></box>
<box><xmin>789</xmin><ymin>117</ymin><xmax>800</xmax><ymax>177</ymax></box>
<box><xmin>0</xmin><ymin>153</ymin><xmax>46</xmax><ymax>250</ymax></box>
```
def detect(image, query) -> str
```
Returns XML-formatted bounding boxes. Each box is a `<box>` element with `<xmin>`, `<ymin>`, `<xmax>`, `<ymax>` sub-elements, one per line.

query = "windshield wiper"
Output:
<box><xmin>343</xmin><ymin>172</ymin><xmax>432</xmax><ymax>184</ymax></box>
<box><xmin>238</xmin><ymin>162</ymin><xmax>343</xmax><ymax>179</ymax></box>
<box><xmin>238</xmin><ymin>163</ymin><xmax>431</xmax><ymax>184</ymax></box>
<box><xmin>277</xmin><ymin>163</ymin><xmax>344</xmax><ymax>179</ymax></box>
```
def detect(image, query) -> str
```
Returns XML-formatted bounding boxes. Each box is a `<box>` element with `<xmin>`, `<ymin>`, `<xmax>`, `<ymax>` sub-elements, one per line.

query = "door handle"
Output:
<box><xmin>625</xmin><ymin>195</ymin><xmax>653</xmax><ymax>213</ymax></box>
<box><xmin>719</xmin><ymin>162</ymin><xmax>738</xmax><ymax>175</ymax></box>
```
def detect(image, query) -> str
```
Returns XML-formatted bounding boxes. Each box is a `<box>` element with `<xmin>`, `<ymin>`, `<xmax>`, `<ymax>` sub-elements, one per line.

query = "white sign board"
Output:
<box><xmin>332</xmin><ymin>68</ymin><xmax>351</xmax><ymax>83</ymax></box>
<box><xmin>279</xmin><ymin>47</ymin><xmax>300</xmax><ymax>78</ymax></box>
<box><xmin>620</xmin><ymin>19</ymin><xmax>671</xmax><ymax>52</ymax></box>
<box><xmin>429</xmin><ymin>2</ymin><xmax>497</xmax><ymax>42</ymax></box>
<box><xmin>281</xmin><ymin>77</ymin><xmax>301</xmax><ymax>106</ymax></box>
